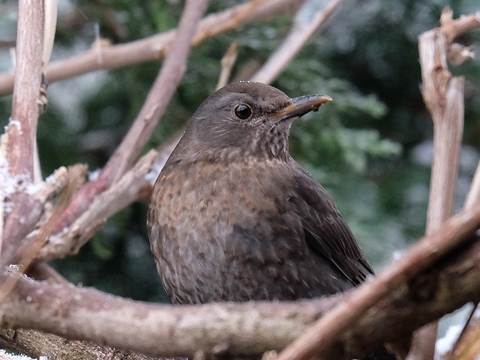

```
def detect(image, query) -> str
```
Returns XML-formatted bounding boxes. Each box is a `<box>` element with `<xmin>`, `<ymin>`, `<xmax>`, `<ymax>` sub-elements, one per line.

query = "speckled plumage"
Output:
<box><xmin>147</xmin><ymin>81</ymin><xmax>373</xmax><ymax>305</ymax></box>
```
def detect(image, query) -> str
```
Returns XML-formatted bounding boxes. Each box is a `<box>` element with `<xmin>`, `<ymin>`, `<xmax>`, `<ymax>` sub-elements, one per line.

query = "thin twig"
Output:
<box><xmin>42</xmin><ymin>0</ymin><xmax>57</xmax><ymax>68</ymax></box>
<box><xmin>37</xmin><ymin>151</ymin><xmax>157</xmax><ymax>261</ymax></box>
<box><xmin>251</xmin><ymin>0</ymin><xmax>341</xmax><ymax>84</ymax></box>
<box><xmin>1</xmin><ymin>3</ymin><xmax>302</xmax><ymax>259</ymax></box>
<box><xmin>465</xmin><ymin>162</ymin><xmax>480</xmax><ymax>210</ymax></box>
<box><xmin>0</xmin><ymin>166</ymin><xmax>79</xmax><ymax>304</ymax></box>
<box><xmin>216</xmin><ymin>42</ymin><xmax>238</xmax><ymax>90</ymax></box>
<box><xmin>0</xmin><ymin>0</ymin><xmax>301</xmax><ymax>96</ymax></box>
<box><xmin>143</xmin><ymin>0</ymin><xmax>339</xmax><ymax>207</ymax></box>
<box><xmin>441</xmin><ymin>10</ymin><xmax>480</xmax><ymax>43</ymax></box>
<box><xmin>101</xmin><ymin>0</ymin><xmax>208</xmax><ymax>184</ymax></box>
<box><xmin>0</xmin><ymin>166</ymin><xmax>72</xmax><ymax>268</ymax></box>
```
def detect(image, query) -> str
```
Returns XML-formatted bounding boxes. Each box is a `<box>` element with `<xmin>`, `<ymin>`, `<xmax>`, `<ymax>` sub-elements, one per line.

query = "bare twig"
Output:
<box><xmin>3</xmin><ymin>0</ymin><xmax>44</xmax><ymax>179</ymax></box>
<box><xmin>465</xmin><ymin>162</ymin><xmax>480</xmax><ymax>210</ymax></box>
<box><xmin>37</xmin><ymin>150</ymin><xmax>157</xmax><ymax>261</ymax></box>
<box><xmin>251</xmin><ymin>0</ymin><xmax>341</xmax><ymax>84</ymax></box>
<box><xmin>0</xmin><ymin>0</ymin><xmax>302</xmax><ymax>96</ymax></box>
<box><xmin>143</xmin><ymin>0</ymin><xmax>339</xmax><ymax>207</ymax></box>
<box><xmin>0</xmin><ymin>166</ymin><xmax>70</xmax><ymax>267</ymax></box>
<box><xmin>44</xmin><ymin>0</ymin><xmax>207</xmax><ymax>249</ymax></box>
<box><xmin>0</xmin><ymin>328</ymin><xmax>161</xmax><ymax>360</ymax></box>
<box><xmin>448</xmin><ymin>310</ymin><xmax>480</xmax><ymax>360</ymax></box>
<box><xmin>421</xmin><ymin>17</ymin><xmax>464</xmax><ymax>234</ymax></box>
<box><xmin>42</xmin><ymin>0</ymin><xmax>57</xmax><ymax>68</ymax></box>
<box><xmin>1</xmin><ymin>217</ymin><xmax>480</xmax><ymax>359</ymax></box>
<box><xmin>216</xmin><ymin>42</ymin><xmax>238</xmax><ymax>90</ymax></box>
<box><xmin>440</xmin><ymin>10</ymin><xmax>480</xmax><ymax>43</ymax></box>
<box><xmin>101</xmin><ymin>0</ymin><xmax>208</xmax><ymax>184</ymax></box>
<box><xmin>0</xmin><ymin>166</ymin><xmax>81</xmax><ymax>303</ymax></box>
<box><xmin>409</xmin><ymin>8</ymin><xmax>480</xmax><ymax>360</ymax></box>
<box><xmin>273</xmin><ymin>204</ymin><xmax>480</xmax><ymax>360</ymax></box>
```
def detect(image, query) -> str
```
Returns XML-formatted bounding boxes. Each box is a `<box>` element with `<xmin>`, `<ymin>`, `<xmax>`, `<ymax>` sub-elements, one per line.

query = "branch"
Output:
<box><xmin>1</xmin><ymin>219</ymin><xmax>480</xmax><ymax>358</ymax></box>
<box><xmin>29</xmin><ymin>0</ymin><xmax>207</xmax><ymax>258</ymax></box>
<box><xmin>273</xmin><ymin>204</ymin><xmax>480</xmax><ymax>360</ymax></box>
<box><xmin>464</xmin><ymin>162</ymin><xmax>480</xmax><ymax>210</ymax></box>
<box><xmin>251</xmin><ymin>0</ymin><xmax>341</xmax><ymax>84</ymax></box>
<box><xmin>37</xmin><ymin>150</ymin><xmax>157</xmax><ymax>261</ymax></box>
<box><xmin>216</xmin><ymin>42</ymin><xmax>238</xmax><ymax>90</ymax></box>
<box><xmin>420</xmin><ymin>7</ymin><xmax>465</xmax><ymax>234</ymax></box>
<box><xmin>448</xmin><ymin>312</ymin><xmax>480</xmax><ymax>360</ymax></box>
<box><xmin>21</xmin><ymin>0</ymin><xmax>314</xmax><ymax>262</ymax></box>
<box><xmin>100</xmin><ymin>0</ymin><xmax>208</xmax><ymax>184</ymax></box>
<box><xmin>0</xmin><ymin>0</ymin><xmax>302</xmax><ymax>96</ymax></box>
<box><xmin>0</xmin><ymin>0</ymin><xmax>44</xmax><ymax>255</ymax></box>
<box><xmin>0</xmin><ymin>263</ymin><xmax>161</xmax><ymax>359</ymax></box>
<box><xmin>0</xmin><ymin>165</ymin><xmax>70</xmax><ymax>268</ymax></box>
<box><xmin>440</xmin><ymin>10</ymin><xmax>480</xmax><ymax>43</ymax></box>
<box><xmin>410</xmin><ymin>8</ymin><xmax>480</xmax><ymax>360</ymax></box>
<box><xmin>0</xmin><ymin>328</ymin><xmax>160</xmax><ymax>360</ymax></box>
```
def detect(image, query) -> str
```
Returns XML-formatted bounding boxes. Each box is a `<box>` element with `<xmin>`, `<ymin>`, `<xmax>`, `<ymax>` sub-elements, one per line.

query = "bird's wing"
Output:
<box><xmin>288</xmin><ymin>162</ymin><xmax>374</xmax><ymax>285</ymax></box>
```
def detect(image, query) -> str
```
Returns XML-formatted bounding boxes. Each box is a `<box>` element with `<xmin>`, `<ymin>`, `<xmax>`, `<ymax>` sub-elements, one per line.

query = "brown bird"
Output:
<box><xmin>148</xmin><ymin>81</ymin><xmax>391</xmax><ymax>357</ymax></box>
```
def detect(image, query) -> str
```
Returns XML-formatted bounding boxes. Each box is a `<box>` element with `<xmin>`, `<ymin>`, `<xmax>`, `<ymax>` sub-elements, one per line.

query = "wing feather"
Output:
<box><xmin>289</xmin><ymin>162</ymin><xmax>373</xmax><ymax>285</ymax></box>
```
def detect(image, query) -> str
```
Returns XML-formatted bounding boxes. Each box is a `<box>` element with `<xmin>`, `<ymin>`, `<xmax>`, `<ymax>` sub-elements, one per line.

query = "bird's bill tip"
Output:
<box><xmin>275</xmin><ymin>94</ymin><xmax>332</xmax><ymax>122</ymax></box>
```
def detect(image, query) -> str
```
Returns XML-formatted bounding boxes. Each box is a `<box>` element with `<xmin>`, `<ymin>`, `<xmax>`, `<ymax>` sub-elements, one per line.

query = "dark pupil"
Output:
<box><xmin>235</xmin><ymin>104</ymin><xmax>252</xmax><ymax>119</ymax></box>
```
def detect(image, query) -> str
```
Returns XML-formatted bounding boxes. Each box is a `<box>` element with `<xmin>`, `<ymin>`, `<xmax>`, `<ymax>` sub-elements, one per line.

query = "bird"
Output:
<box><xmin>147</xmin><ymin>81</ymin><xmax>393</xmax><ymax>359</ymax></box>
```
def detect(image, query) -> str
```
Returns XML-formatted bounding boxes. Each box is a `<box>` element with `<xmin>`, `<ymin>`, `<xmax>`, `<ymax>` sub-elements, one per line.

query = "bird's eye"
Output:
<box><xmin>234</xmin><ymin>103</ymin><xmax>253</xmax><ymax>120</ymax></box>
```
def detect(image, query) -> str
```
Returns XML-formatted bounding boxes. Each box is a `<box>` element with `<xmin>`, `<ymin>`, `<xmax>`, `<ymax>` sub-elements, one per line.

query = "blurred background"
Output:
<box><xmin>0</xmin><ymin>0</ymin><xmax>479</xmax><ymax>309</ymax></box>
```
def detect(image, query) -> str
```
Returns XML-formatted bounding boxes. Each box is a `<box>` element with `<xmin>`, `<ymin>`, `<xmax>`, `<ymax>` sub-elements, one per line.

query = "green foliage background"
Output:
<box><xmin>0</xmin><ymin>0</ymin><xmax>479</xmax><ymax>303</ymax></box>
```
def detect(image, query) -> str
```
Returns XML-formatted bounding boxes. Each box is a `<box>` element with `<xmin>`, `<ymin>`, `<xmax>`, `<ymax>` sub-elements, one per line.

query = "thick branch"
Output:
<box><xmin>410</xmin><ymin>8</ymin><xmax>479</xmax><ymax>360</ymax></box>
<box><xmin>419</xmin><ymin>10</ymin><xmax>465</xmax><ymax>233</ymax></box>
<box><xmin>4</xmin><ymin>0</ymin><xmax>43</xmax><ymax>179</ymax></box>
<box><xmin>1</xmin><ymin>211</ymin><xmax>480</xmax><ymax>358</ymax></box>
<box><xmin>0</xmin><ymin>328</ymin><xmax>160</xmax><ymax>360</ymax></box>
<box><xmin>0</xmin><ymin>0</ymin><xmax>44</xmax><ymax>255</ymax></box>
<box><xmin>274</xmin><ymin>204</ymin><xmax>480</xmax><ymax>360</ymax></box>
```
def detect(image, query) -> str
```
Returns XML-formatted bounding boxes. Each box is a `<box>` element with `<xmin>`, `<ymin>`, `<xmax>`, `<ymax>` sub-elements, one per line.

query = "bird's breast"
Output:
<box><xmin>148</xmin><ymin>159</ymin><xmax>351</xmax><ymax>304</ymax></box>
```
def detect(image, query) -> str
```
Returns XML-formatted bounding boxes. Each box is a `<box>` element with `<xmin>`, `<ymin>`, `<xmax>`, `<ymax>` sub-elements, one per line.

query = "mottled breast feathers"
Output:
<box><xmin>148</xmin><ymin>155</ymin><xmax>372</xmax><ymax>304</ymax></box>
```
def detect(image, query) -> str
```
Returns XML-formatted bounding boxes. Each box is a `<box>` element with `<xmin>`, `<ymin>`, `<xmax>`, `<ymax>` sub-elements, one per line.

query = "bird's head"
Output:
<box><xmin>177</xmin><ymin>81</ymin><xmax>332</xmax><ymax>162</ymax></box>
